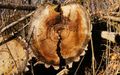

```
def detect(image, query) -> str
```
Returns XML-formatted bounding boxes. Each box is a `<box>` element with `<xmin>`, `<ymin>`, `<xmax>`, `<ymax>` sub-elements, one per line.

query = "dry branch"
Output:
<box><xmin>0</xmin><ymin>22</ymin><xmax>29</xmax><ymax>46</ymax></box>
<box><xmin>102</xmin><ymin>16</ymin><xmax>120</xmax><ymax>22</ymax></box>
<box><xmin>108</xmin><ymin>3</ymin><xmax>119</xmax><ymax>12</ymax></box>
<box><xmin>0</xmin><ymin>11</ymin><xmax>34</xmax><ymax>34</ymax></box>
<box><xmin>101</xmin><ymin>31</ymin><xmax>116</xmax><ymax>43</ymax></box>
<box><xmin>101</xmin><ymin>31</ymin><xmax>120</xmax><ymax>44</ymax></box>
<box><xmin>0</xmin><ymin>2</ymin><xmax>36</xmax><ymax>10</ymax></box>
<box><xmin>56</xmin><ymin>68</ymin><xmax>69</xmax><ymax>75</ymax></box>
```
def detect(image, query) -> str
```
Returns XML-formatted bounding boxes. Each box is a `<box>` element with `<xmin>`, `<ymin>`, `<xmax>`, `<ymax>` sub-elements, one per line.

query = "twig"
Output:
<box><xmin>30</xmin><ymin>63</ymin><xmax>35</xmax><ymax>75</ymax></box>
<box><xmin>91</xmin><ymin>34</ymin><xmax>96</xmax><ymax>75</ymax></box>
<box><xmin>57</xmin><ymin>68</ymin><xmax>69</xmax><ymax>75</ymax></box>
<box><xmin>0</xmin><ymin>11</ymin><xmax>34</xmax><ymax>34</ymax></box>
<box><xmin>95</xmin><ymin>53</ymin><xmax>104</xmax><ymax>74</ymax></box>
<box><xmin>102</xmin><ymin>16</ymin><xmax>120</xmax><ymax>22</ymax></box>
<box><xmin>108</xmin><ymin>3</ymin><xmax>119</xmax><ymax>12</ymax></box>
<box><xmin>0</xmin><ymin>2</ymin><xmax>36</xmax><ymax>10</ymax></box>
<box><xmin>74</xmin><ymin>56</ymin><xmax>85</xmax><ymax>75</ymax></box>
<box><xmin>0</xmin><ymin>22</ymin><xmax>29</xmax><ymax>46</ymax></box>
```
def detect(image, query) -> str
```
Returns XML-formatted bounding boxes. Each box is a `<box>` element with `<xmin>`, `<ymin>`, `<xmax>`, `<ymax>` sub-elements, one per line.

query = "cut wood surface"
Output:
<box><xmin>0</xmin><ymin>37</ymin><xmax>27</xmax><ymax>75</ymax></box>
<box><xmin>30</xmin><ymin>3</ymin><xmax>91</xmax><ymax>68</ymax></box>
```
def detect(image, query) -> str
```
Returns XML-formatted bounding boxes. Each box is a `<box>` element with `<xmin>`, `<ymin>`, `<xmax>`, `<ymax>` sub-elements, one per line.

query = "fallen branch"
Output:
<box><xmin>101</xmin><ymin>31</ymin><xmax>116</xmax><ymax>43</ymax></box>
<box><xmin>0</xmin><ymin>11</ymin><xmax>34</xmax><ymax>34</ymax></box>
<box><xmin>101</xmin><ymin>31</ymin><xmax>120</xmax><ymax>44</ymax></box>
<box><xmin>0</xmin><ymin>2</ymin><xmax>36</xmax><ymax>10</ymax></box>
